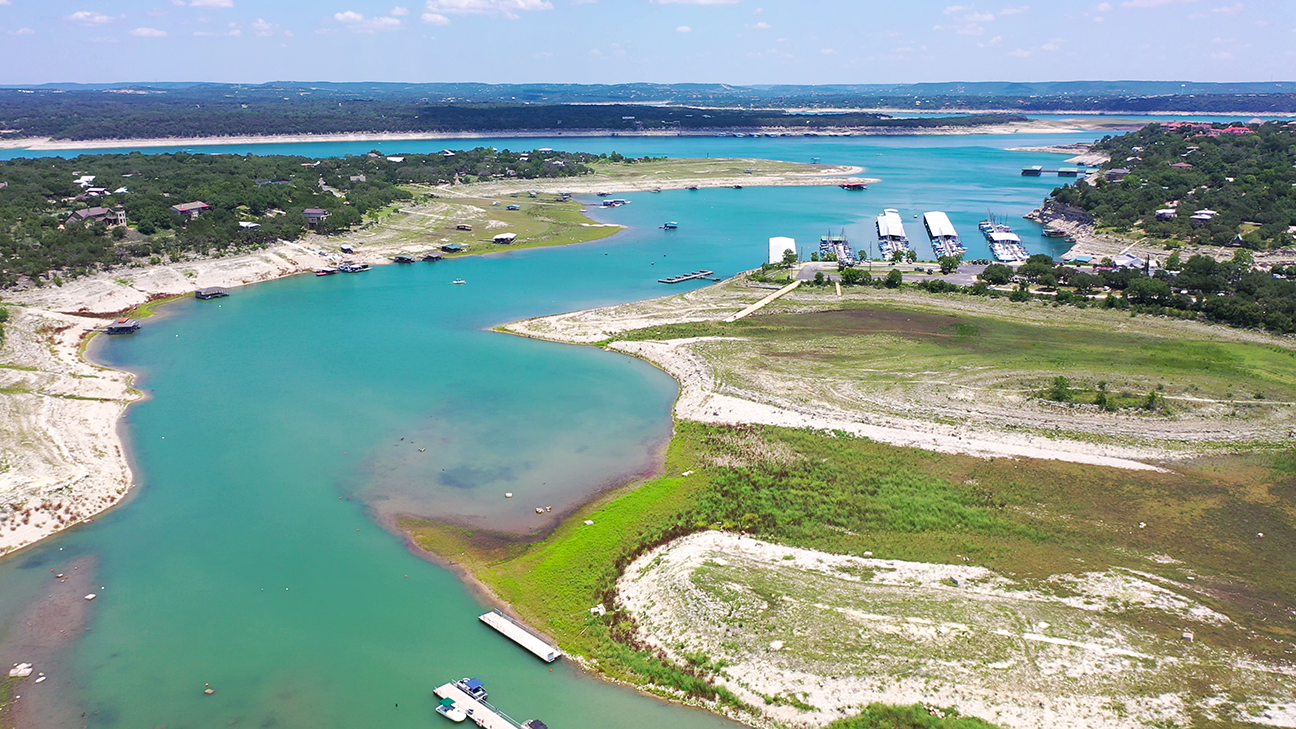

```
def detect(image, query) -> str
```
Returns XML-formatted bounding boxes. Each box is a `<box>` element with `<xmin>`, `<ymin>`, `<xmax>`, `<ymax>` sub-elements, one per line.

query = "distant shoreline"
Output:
<box><xmin>0</xmin><ymin>118</ymin><xmax>1117</xmax><ymax>152</ymax></box>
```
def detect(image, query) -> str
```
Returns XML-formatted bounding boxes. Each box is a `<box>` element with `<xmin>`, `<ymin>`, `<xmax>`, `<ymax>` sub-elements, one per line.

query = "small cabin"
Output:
<box><xmin>441</xmin><ymin>243</ymin><xmax>465</xmax><ymax>253</ymax></box>
<box><xmin>106</xmin><ymin>317</ymin><xmax>140</xmax><ymax>334</ymax></box>
<box><xmin>195</xmin><ymin>287</ymin><xmax>228</xmax><ymax>300</ymax></box>
<box><xmin>456</xmin><ymin>223</ymin><xmax>473</xmax><ymax>231</ymax></box>
<box><xmin>421</xmin><ymin>253</ymin><xmax>444</xmax><ymax>262</ymax></box>
<box><xmin>340</xmin><ymin>244</ymin><xmax>354</xmax><ymax>254</ymax></box>
<box><xmin>393</xmin><ymin>254</ymin><xmax>416</xmax><ymax>264</ymax></box>
<box><xmin>493</xmin><ymin>233</ymin><xmax>518</xmax><ymax>245</ymax></box>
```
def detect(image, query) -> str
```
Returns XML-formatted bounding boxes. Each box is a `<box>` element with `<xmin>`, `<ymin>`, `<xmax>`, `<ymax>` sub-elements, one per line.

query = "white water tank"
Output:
<box><xmin>769</xmin><ymin>236</ymin><xmax>796</xmax><ymax>264</ymax></box>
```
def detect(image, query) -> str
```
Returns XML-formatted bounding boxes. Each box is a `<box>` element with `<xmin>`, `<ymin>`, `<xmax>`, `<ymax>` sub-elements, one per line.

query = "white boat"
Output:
<box><xmin>979</xmin><ymin>216</ymin><xmax>1030</xmax><ymax>262</ymax></box>
<box><xmin>452</xmin><ymin>279</ymin><xmax>466</xmax><ymax>285</ymax></box>
<box><xmin>875</xmin><ymin>209</ymin><xmax>911</xmax><ymax>259</ymax></box>
<box><xmin>436</xmin><ymin>698</ymin><xmax>467</xmax><ymax>722</ymax></box>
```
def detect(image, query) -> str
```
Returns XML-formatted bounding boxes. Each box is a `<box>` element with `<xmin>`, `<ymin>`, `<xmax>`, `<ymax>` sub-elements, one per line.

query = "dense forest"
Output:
<box><xmin>0</xmin><ymin>89</ymin><xmax>1028</xmax><ymax>140</ymax></box>
<box><xmin>0</xmin><ymin>147</ymin><xmax>596</xmax><ymax>287</ymax></box>
<box><xmin>1050</xmin><ymin>121</ymin><xmax>1296</xmax><ymax>249</ymax></box>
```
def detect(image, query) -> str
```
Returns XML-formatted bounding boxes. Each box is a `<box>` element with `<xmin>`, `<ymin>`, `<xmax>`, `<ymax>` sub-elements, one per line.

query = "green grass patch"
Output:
<box><xmin>127</xmin><ymin>294</ymin><xmax>187</xmax><ymax>319</ymax></box>
<box><xmin>826</xmin><ymin>703</ymin><xmax>1002</xmax><ymax>729</ymax></box>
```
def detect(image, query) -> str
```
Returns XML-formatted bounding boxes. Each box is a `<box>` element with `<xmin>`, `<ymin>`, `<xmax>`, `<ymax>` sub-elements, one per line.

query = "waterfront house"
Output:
<box><xmin>441</xmin><ymin>243</ymin><xmax>465</xmax><ymax>253</ymax></box>
<box><xmin>170</xmin><ymin>201</ymin><xmax>210</xmax><ymax>219</ymax></box>
<box><xmin>195</xmin><ymin>287</ymin><xmax>229</xmax><ymax>300</ymax></box>
<box><xmin>106</xmin><ymin>318</ymin><xmax>140</xmax><ymax>334</ymax></box>
<box><xmin>303</xmin><ymin>208</ymin><xmax>330</xmax><ymax>229</ymax></box>
<box><xmin>69</xmin><ymin>205</ymin><xmax>127</xmax><ymax>226</ymax></box>
<box><xmin>456</xmin><ymin>223</ymin><xmax>473</xmax><ymax>231</ymax></box>
<box><xmin>1105</xmin><ymin>168</ymin><xmax>1131</xmax><ymax>181</ymax></box>
<box><xmin>493</xmin><ymin>233</ymin><xmax>518</xmax><ymax>244</ymax></box>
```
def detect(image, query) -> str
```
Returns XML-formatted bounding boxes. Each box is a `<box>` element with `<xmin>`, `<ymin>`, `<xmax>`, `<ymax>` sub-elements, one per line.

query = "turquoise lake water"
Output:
<box><xmin>0</xmin><ymin>132</ymin><xmax>1102</xmax><ymax>727</ymax></box>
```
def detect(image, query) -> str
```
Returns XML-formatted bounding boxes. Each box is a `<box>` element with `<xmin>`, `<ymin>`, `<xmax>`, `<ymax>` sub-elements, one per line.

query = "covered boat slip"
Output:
<box><xmin>921</xmin><ymin>211</ymin><xmax>958</xmax><ymax>241</ymax></box>
<box><xmin>875</xmin><ymin>209</ymin><xmax>908</xmax><ymax>242</ymax></box>
<box><xmin>479</xmin><ymin>609</ymin><xmax>563</xmax><ymax>663</ymax></box>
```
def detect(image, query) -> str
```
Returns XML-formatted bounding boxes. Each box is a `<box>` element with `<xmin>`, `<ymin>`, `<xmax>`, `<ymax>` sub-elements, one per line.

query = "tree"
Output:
<box><xmin>813</xmin><ymin>271</ymin><xmax>826</xmax><ymax>286</ymax></box>
<box><xmin>840</xmin><ymin>267</ymin><xmax>871</xmax><ymax>286</ymax></box>
<box><xmin>1070</xmin><ymin>271</ymin><xmax>1101</xmax><ymax>294</ymax></box>
<box><xmin>1045</xmin><ymin>376</ymin><xmax>1073</xmax><ymax>402</ymax></box>
<box><xmin>937</xmin><ymin>255</ymin><xmax>963</xmax><ymax>275</ymax></box>
<box><xmin>782</xmin><ymin>249</ymin><xmax>799</xmax><ymax>266</ymax></box>
<box><xmin>884</xmin><ymin>269</ymin><xmax>903</xmax><ymax>288</ymax></box>
<box><xmin>978</xmin><ymin>263</ymin><xmax>1014</xmax><ymax>286</ymax></box>
<box><xmin>1126</xmin><ymin>276</ymin><xmax>1171</xmax><ymax>305</ymax></box>
<box><xmin>1165</xmin><ymin>251</ymin><xmax>1182</xmax><ymax>270</ymax></box>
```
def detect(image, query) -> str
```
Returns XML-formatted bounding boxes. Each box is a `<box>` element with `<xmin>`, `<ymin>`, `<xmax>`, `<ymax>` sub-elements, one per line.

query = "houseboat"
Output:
<box><xmin>662</xmin><ymin>221</ymin><xmax>678</xmax><ymax>230</ymax></box>
<box><xmin>338</xmin><ymin>263</ymin><xmax>371</xmax><ymax>273</ymax></box>
<box><xmin>1041</xmin><ymin>226</ymin><xmax>1067</xmax><ymax>238</ymax></box>
<box><xmin>105</xmin><ymin>318</ymin><xmax>140</xmax><ymax>335</ymax></box>
<box><xmin>393</xmin><ymin>254</ymin><xmax>416</xmax><ymax>263</ymax></box>
<box><xmin>421</xmin><ymin>253</ymin><xmax>444</xmax><ymax>262</ymax></box>
<box><xmin>839</xmin><ymin>181</ymin><xmax>868</xmax><ymax>191</ymax></box>
<box><xmin>921</xmin><ymin>212</ymin><xmax>966</xmax><ymax>259</ymax></box>
<box><xmin>195</xmin><ymin>286</ymin><xmax>229</xmax><ymax>300</ymax></box>
<box><xmin>979</xmin><ymin>215</ymin><xmax>1030</xmax><ymax>262</ymax></box>
<box><xmin>875</xmin><ymin>209</ymin><xmax>911</xmax><ymax>259</ymax></box>
<box><xmin>315</xmin><ymin>268</ymin><xmax>338</xmax><ymax>276</ymax></box>
<box><xmin>1021</xmin><ymin>165</ymin><xmax>1044</xmax><ymax>176</ymax></box>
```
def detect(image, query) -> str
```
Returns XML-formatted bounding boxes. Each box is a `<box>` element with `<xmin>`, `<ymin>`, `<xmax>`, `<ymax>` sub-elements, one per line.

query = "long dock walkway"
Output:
<box><xmin>724</xmin><ymin>279</ymin><xmax>801</xmax><ymax>323</ymax></box>
<box><xmin>434</xmin><ymin>683</ymin><xmax>523</xmax><ymax>729</ymax></box>
<box><xmin>480</xmin><ymin>610</ymin><xmax>562</xmax><ymax>662</ymax></box>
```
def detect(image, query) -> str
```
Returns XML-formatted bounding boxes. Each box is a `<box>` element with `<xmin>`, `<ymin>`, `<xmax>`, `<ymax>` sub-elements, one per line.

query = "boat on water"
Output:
<box><xmin>875</xmin><ymin>209</ymin><xmax>911</xmax><ymax>259</ymax></box>
<box><xmin>685</xmin><ymin>185</ymin><xmax>699</xmax><ymax>191</ymax></box>
<box><xmin>452</xmin><ymin>279</ymin><xmax>467</xmax><ymax>285</ymax></box>
<box><xmin>596</xmin><ymin>191</ymin><xmax>610</xmax><ymax>196</ymax></box>
<box><xmin>315</xmin><ymin>268</ymin><xmax>338</xmax><ymax>276</ymax></box>
<box><xmin>456</xmin><ymin>677</ymin><xmax>487</xmax><ymax>701</ymax></box>
<box><xmin>839</xmin><ymin>181</ymin><xmax>868</xmax><ymax>191</ymax></box>
<box><xmin>662</xmin><ymin>221</ymin><xmax>678</xmax><ymax>230</ymax></box>
<box><xmin>436</xmin><ymin>698</ymin><xmax>467</xmax><ymax>722</ymax></box>
<box><xmin>922</xmin><ymin>211</ymin><xmax>966</xmax><ymax>259</ymax></box>
<box><xmin>338</xmin><ymin>263</ymin><xmax>371</xmax><ymax>273</ymax></box>
<box><xmin>600</xmin><ymin>198</ymin><xmax>630</xmax><ymax>208</ymax></box>
<box><xmin>979</xmin><ymin>215</ymin><xmax>1030</xmax><ymax>262</ymax></box>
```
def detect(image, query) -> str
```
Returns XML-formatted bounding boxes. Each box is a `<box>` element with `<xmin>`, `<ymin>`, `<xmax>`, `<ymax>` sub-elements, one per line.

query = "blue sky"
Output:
<box><xmin>2</xmin><ymin>1</ymin><xmax>1293</xmax><ymax>85</ymax></box>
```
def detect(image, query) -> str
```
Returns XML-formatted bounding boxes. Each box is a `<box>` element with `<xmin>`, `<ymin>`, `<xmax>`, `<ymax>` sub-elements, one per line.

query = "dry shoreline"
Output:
<box><xmin>0</xmin><ymin>118</ymin><xmax>1104</xmax><ymax>152</ymax></box>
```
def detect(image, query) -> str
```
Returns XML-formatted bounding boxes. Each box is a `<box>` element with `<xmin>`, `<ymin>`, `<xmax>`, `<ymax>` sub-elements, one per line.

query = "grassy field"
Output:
<box><xmin>405</xmin><ymin>419</ymin><xmax>1296</xmax><ymax>727</ymax></box>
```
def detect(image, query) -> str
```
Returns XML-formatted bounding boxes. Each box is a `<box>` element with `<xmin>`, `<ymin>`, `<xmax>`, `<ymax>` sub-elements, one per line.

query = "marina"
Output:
<box><xmin>479</xmin><ymin>609</ymin><xmax>563</xmax><ymax>663</ymax></box>
<box><xmin>818</xmin><ymin>230</ymin><xmax>855</xmax><ymax>263</ymax></box>
<box><xmin>980</xmin><ymin>214</ymin><xmax>1030</xmax><ymax>262</ymax></box>
<box><xmin>658</xmin><ymin>269</ymin><xmax>717</xmax><ymax>284</ymax></box>
<box><xmin>875</xmin><ymin>208</ymin><xmax>912</xmax><ymax>260</ymax></box>
<box><xmin>922</xmin><ymin>212</ymin><xmax>966</xmax><ymax>259</ymax></box>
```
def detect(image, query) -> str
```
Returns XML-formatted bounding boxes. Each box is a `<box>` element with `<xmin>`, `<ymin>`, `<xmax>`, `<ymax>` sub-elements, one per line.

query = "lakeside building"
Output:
<box><xmin>170</xmin><ymin>201</ymin><xmax>210</xmax><ymax>219</ymax></box>
<box><xmin>68</xmin><ymin>205</ymin><xmax>127</xmax><ymax>226</ymax></box>
<box><xmin>303</xmin><ymin>208</ymin><xmax>330</xmax><ymax>229</ymax></box>
<box><xmin>768</xmin><ymin>236</ymin><xmax>796</xmax><ymax>264</ymax></box>
<box><xmin>493</xmin><ymin>233</ymin><xmax>518</xmax><ymax>244</ymax></box>
<box><xmin>195</xmin><ymin>287</ymin><xmax>229</xmax><ymax>300</ymax></box>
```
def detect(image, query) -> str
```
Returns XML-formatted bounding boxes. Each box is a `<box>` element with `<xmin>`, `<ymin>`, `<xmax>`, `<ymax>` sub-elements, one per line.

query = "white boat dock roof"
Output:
<box><xmin>434</xmin><ymin>682</ymin><xmax>522</xmax><ymax>729</ymax></box>
<box><xmin>876</xmin><ymin>209</ymin><xmax>908</xmax><ymax>240</ymax></box>
<box><xmin>989</xmin><ymin>231</ymin><xmax>1022</xmax><ymax>243</ymax></box>
<box><xmin>922</xmin><ymin>211</ymin><xmax>958</xmax><ymax>239</ymax></box>
<box><xmin>480</xmin><ymin>610</ymin><xmax>563</xmax><ymax>663</ymax></box>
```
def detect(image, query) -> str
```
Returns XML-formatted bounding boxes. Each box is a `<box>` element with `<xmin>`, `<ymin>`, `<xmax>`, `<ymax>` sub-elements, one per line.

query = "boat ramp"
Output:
<box><xmin>479</xmin><ymin>609</ymin><xmax>562</xmax><ymax>663</ymax></box>
<box><xmin>658</xmin><ymin>270</ymin><xmax>717</xmax><ymax>284</ymax></box>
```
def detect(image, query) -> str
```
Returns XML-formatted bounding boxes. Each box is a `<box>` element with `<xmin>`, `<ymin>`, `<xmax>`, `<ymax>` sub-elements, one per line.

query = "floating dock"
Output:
<box><xmin>434</xmin><ymin>682</ymin><xmax>523</xmax><ymax>729</ymax></box>
<box><xmin>658</xmin><ymin>269</ymin><xmax>716</xmax><ymax>284</ymax></box>
<box><xmin>479</xmin><ymin>610</ymin><xmax>563</xmax><ymax>663</ymax></box>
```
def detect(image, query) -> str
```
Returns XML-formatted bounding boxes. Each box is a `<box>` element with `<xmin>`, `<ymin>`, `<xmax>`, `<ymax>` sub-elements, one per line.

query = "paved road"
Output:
<box><xmin>796</xmin><ymin>261</ymin><xmax>992</xmax><ymax>286</ymax></box>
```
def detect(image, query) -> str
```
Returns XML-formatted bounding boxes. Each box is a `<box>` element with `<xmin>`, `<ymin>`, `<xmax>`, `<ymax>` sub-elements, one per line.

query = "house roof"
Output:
<box><xmin>171</xmin><ymin>201</ymin><xmax>210</xmax><ymax>212</ymax></box>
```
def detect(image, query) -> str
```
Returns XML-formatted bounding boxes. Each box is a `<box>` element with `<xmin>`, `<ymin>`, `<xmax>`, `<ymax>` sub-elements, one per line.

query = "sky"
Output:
<box><xmin>2</xmin><ymin>1</ymin><xmax>1294</xmax><ymax>85</ymax></box>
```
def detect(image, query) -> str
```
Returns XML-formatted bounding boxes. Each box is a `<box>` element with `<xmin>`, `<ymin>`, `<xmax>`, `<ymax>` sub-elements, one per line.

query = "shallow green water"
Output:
<box><xmin>0</xmin><ymin>133</ymin><xmax>1100</xmax><ymax>728</ymax></box>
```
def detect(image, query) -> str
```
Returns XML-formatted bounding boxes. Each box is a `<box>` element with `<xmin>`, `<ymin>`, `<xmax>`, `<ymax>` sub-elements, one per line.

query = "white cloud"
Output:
<box><xmin>1000</xmin><ymin>5</ymin><xmax>1029</xmax><ymax>13</ymax></box>
<box><xmin>978</xmin><ymin>34</ymin><xmax>1002</xmax><ymax>46</ymax></box>
<box><xmin>1008</xmin><ymin>47</ymin><xmax>1031</xmax><ymax>56</ymax></box>
<box><xmin>65</xmin><ymin>10</ymin><xmax>114</xmax><ymax>25</ymax></box>
<box><xmin>421</xmin><ymin>11</ymin><xmax>450</xmax><ymax>23</ymax></box>
<box><xmin>8</xmin><ymin>26</ymin><xmax>35</xmax><ymax>34</ymax></box>
<box><xmin>252</xmin><ymin>17</ymin><xmax>276</xmax><ymax>35</ymax></box>
<box><xmin>129</xmin><ymin>26</ymin><xmax>168</xmax><ymax>36</ymax></box>
<box><xmin>190</xmin><ymin>0</ymin><xmax>233</xmax><ymax>6</ymax></box>
<box><xmin>1096</xmin><ymin>1</ymin><xmax>1112</xmax><ymax>9</ymax></box>
<box><xmin>820</xmin><ymin>47</ymin><xmax>835</xmax><ymax>54</ymax></box>
<box><xmin>966</xmin><ymin>11</ymin><xmax>994</xmax><ymax>21</ymax></box>
<box><xmin>1040</xmin><ymin>37</ymin><xmax>1063</xmax><ymax>50</ymax></box>
<box><xmin>1211</xmin><ymin>2</ymin><xmax>1243</xmax><ymax>15</ymax></box>
<box><xmin>675</xmin><ymin>24</ymin><xmax>691</xmax><ymax>32</ymax></box>
<box><xmin>335</xmin><ymin>10</ymin><xmax>402</xmax><ymax>31</ymax></box>
<box><xmin>423</xmin><ymin>0</ymin><xmax>553</xmax><ymax>18</ymax></box>
<box><xmin>391</xmin><ymin>5</ymin><xmax>409</xmax><ymax>14</ymax></box>
<box><xmin>1210</xmin><ymin>50</ymin><xmax>1233</xmax><ymax>59</ymax></box>
<box><xmin>944</xmin><ymin>4</ymin><xmax>969</xmax><ymax>13</ymax></box>
<box><xmin>1121</xmin><ymin>0</ymin><xmax>1199</xmax><ymax>7</ymax></box>
<box><xmin>655</xmin><ymin>0</ymin><xmax>738</xmax><ymax>4</ymax></box>
<box><xmin>0</xmin><ymin>1</ymin><xmax>12</xmax><ymax>6</ymax></box>
<box><xmin>751</xmin><ymin>20</ymin><xmax>770</xmax><ymax>29</ymax></box>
